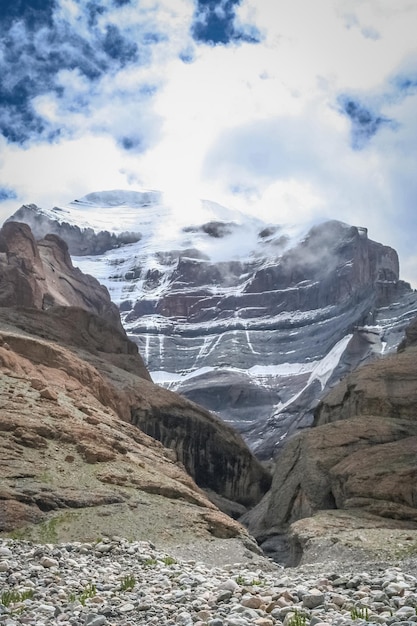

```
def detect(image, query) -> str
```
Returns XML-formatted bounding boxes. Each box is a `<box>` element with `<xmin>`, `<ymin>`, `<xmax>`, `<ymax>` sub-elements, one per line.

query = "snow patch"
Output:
<box><xmin>307</xmin><ymin>333</ymin><xmax>353</xmax><ymax>390</ymax></box>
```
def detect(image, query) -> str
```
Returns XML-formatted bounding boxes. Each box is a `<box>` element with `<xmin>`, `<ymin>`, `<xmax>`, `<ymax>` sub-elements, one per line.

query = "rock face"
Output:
<box><xmin>8</xmin><ymin>202</ymin><xmax>142</xmax><ymax>255</ymax></box>
<box><xmin>7</xmin><ymin>192</ymin><xmax>417</xmax><ymax>460</ymax></box>
<box><xmin>0</xmin><ymin>221</ymin><xmax>123</xmax><ymax>330</ymax></box>
<box><xmin>0</xmin><ymin>222</ymin><xmax>271</xmax><ymax>544</ymax></box>
<box><xmin>131</xmin><ymin>399</ymin><xmax>272</xmax><ymax>508</ymax></box>
<box><xmin>243</xmin><ymin>321</ymin><xmax>417</xmax><ymax>564</ymax></box>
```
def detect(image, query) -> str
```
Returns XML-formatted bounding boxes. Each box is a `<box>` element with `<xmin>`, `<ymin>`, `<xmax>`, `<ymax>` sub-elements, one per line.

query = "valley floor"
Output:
<box><xmin>1</xmin><ymin>537</ymin><xmax>417</xmax><ymax>626</ymax></box>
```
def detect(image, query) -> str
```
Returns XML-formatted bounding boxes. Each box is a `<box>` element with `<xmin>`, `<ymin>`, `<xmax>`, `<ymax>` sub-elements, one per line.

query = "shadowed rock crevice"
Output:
<box><xmin>130</xmin><ymin>401</ymin><xmax>271</xmax><ymax>508</ymax></box>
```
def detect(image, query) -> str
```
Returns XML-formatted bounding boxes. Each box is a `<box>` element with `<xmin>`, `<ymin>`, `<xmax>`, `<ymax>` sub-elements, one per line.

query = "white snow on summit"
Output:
<box><xmin>67</xmin><ymin>189</ymin><xmax>301</xmax><ymax>304</ymax></box>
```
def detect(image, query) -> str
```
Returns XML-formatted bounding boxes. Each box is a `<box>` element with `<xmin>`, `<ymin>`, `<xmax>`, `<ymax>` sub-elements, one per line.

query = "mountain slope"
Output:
<box><xmin>8</xmin><ymin>191</ymin><xmax>417</xmax><ymax>458</ymax></box>
<box><xmin>0</xmin><ymin>221</ymin><xmax>270</xmax><ymax>552</ymax></box>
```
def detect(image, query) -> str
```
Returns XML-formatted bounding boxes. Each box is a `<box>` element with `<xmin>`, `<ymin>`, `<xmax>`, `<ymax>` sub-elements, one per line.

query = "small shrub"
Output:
<box><xmin>144</xmin><ymin>557</ymin><xmax>158</xmax><ymax>567</ymax></box>
<box><xmin>120</xmin><ymin>574</ymin><xmax>136</xmax><ymax>591</ymax></box>
<box><xmin>351</xmin><ymin>606</ymin><xmax>370</xmax><ymax>621</ymax></box>
<box><xmin>19</xmin><ymin>590</ymin><xmax>34</xmax><ymax>601</ymax></box>
<box><xmin>1</xmin><ymin>590</ymin><xmax>21</xmax><ymax>607</ymax></box>
<box><xmin>235</xmin><ymin>574</ymin><xmax>246</xmax><ymax>585</ymax></box>
<box><xmin>287</xmin><ymin>610</ymin><xmax>307</xmax><ymax>626</ymax></box>
<box><xmin>0</xmin><ymin>589</ymin><xmax>34</xmax><ymax>607</ymax></box>
<box><xmin>79</xmin><ymin>583</ymin><xmax>97</xmax><ymax>606</ymax></box>
<box><xmin>162</xmin><ymin>556</ymin><xmax>176</xmax><ymax>566</ymax></box>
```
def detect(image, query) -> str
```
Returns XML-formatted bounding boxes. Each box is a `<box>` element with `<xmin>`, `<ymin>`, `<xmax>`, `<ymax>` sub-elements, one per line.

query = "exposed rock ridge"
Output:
<box><xmin>138</xmin><ymin>221</ymin><xmax>401</xmax><ymax>321</ymax></box>
<box><xmin>243</xmin><ymin>317</ymin><xmax>417</xmax><ymax>564</ymax></box>
<box><xmin>125</xmin><ymin>219</ymin><xmax>414</xmax><ymax>457</ymax></box>
<box><xmin>0</xmin><ymin>221</ymin><xmax>122</xmax><ymax>330</ymax></box>
<box><xmin>8</xmin><ymin>198</ymin><xmax>417</xmax><ymax>460</ymax></box>
<box><xmin>6</xmin><ymin>204</ymin><xmax>141</xmax><ymax>255</ymax></box>
<box><xmin>0</xmin><ymin>349</ymin><xmax>250</xmax><ymax>547</ymax></box>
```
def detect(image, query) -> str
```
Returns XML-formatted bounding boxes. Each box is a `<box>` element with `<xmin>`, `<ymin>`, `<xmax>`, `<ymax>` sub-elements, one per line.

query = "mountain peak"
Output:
<box><xmin>6</xmin><ymin>191</ymin><xmax>417</xmax><ymax>460</ymax></box>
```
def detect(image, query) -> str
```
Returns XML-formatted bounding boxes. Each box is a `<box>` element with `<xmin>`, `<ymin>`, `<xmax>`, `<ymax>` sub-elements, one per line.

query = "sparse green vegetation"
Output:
<box><xmin>234</xmin><ymin>574</ymin><xmax>263</xmax><ymax>586</ymax></box>
<box><xmin>119</xmin><ymin>574</ymin><xmax>136</xmax><ymax>591</ymax></box>
<box><xmin>7</xmin><ymin>528</ymin><xmax>28</xmax><ymax>541</ymax></box>
<box><xmin>38</xmin><ymin>470</ymin><xmax>51</xmax><ymax>483</ymax></box>
<box><xmin>287</xmin><ymin>609</ymin><xmax>307</xmax><ymax>626</ymax></box>
<box><xmin>235</xmin><ymin>574</ymin><xmax>246</xmax><ymax>585</ymax></box>
<box><xmin>351</xmin><ymin>606</ymin><xmax>370</xmax><ymax>621</ymax></box>
<box><xmin>162</xmin><ymin>555</ymin><xmax>176</xmax><ymax>566</ymax></box>
<box><xmin>0</xmin><ymin>589</ymin><xmax>34</xmax><ymax>607</ymax></box>
<box><xmin>144</xmin><ymin>557</ymin><xmax>158</xmax><ymax>567</ymax></box>
<box><xmin>67</xmin><ymin>582</ymin><xmax>97</xmax><ymax>606</ymax></box>
<box><xmin>38</xmin><ymin>517</ymin><xmax>60</xmax><ymax>543</ymax></box>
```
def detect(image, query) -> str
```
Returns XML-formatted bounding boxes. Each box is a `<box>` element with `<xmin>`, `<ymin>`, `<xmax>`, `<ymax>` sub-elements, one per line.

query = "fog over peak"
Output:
<box><xmin>0</xmin><ymin>0</ymin><xmax>416</xmax><ymax>286</ymax></box>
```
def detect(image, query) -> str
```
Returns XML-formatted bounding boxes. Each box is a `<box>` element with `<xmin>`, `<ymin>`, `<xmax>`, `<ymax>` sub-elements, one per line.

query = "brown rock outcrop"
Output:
<box><xmin>0</xmin><ymin>222</ymin><xmax>270</xmax><ymax>545</ymax></box>
<box><xmin>0</xmin><ymin>362</ymin><xmax>232</xmax><ymax>537</ymax></box>
<box><xmin>0</xmin><ymin>221</ymin><xmax>122</xmax><ymax>330</ymax></box>
<box><xmin>243</xmin><ymin>319</ymin><xmax>417</xmax><ymax>564</ymax></box>
<box><xmin>0</xmin><ymin>309</ymin><xmax>260</xmax><ymax>552</ymax></box>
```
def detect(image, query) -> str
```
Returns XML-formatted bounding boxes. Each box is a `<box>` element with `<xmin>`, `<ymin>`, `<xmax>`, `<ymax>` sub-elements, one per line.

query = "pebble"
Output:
<box><xmin>0</xmin><ymin>538</ymin><xmax>416</xmax><ymax>626</ymax></box>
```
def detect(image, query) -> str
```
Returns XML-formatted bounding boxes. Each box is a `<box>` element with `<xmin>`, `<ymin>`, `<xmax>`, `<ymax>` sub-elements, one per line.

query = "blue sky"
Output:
<box><xmin>0</xmin><ymin>0</ymin><xmax>417</xmax><ymax>286</ymax></box>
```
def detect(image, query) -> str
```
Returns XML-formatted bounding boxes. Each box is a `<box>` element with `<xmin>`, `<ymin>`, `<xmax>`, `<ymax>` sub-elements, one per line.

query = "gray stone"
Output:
<box><xmin>302</xmin><ymin>590</ymin><xmax>326</xmax><ymax>609</ymax></box>
<box><xmin>84</xmin><ymin>614</ymin><xmax>107</xmax><ymax>626</ymax></box>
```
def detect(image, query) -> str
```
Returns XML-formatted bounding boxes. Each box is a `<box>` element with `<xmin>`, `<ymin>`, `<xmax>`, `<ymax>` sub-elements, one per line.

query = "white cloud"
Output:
<box><xmin>1</xmin><ymin>0</ymin><xmax>417</xmax><ymax>287</ymax></box>
<box><xmin>0</xmin><ymin>135</ymin><xmax>141</xmax><ymax>221</ymax></box>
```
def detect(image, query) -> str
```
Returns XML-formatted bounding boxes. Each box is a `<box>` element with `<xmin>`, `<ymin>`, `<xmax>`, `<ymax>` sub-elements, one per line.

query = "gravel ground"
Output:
<box><xmin>1</xmin><ymin>536</ymin><xmax>417</xmax><ymax>626</ymax></box>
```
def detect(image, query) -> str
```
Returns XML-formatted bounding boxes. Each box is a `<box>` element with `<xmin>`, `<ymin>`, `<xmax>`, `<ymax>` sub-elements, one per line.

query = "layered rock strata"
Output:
<box><xmin>0</xmin><ymin>222</ymin><xmax>270</xmax><ymax>544</ymax></box>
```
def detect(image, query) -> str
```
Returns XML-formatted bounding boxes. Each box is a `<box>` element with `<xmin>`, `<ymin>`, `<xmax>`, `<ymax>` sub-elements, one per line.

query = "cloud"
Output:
<box><xmin>337</xmin><ymin>95</ymin><xmax>395</xmax><ymax>149</ymax></box>
<box><xmin>0</xmin><ymin>0</ymin><xmax>172</xmax><ymax>147</ymax></box>
<box><xmin>1</xmin><ymin>0</ymin><xmax>417</xmax><ymax>290</ymax></box>
<box><xmin>0</xmin><ymin>0</ymin><xmax>56</xmax><ymax>29</ymax></box>
<box><xmin>191</xmin><ymin>0</ymin><xmax>261</xmax><ymax>45</ymax></box>
<box><xmin>197</xmin><ymin>41</ymin><xmax>417</xmax><ymax>287</ymax></box>
<box><xmin>0</xmin><ymin>187</ymin><xmax>17</xmax><ymax>202</ymax></box>
<box><xmin>201</xmin><ymin>96</ymin><xmax>356</xmax><ymax>199</ymax></box>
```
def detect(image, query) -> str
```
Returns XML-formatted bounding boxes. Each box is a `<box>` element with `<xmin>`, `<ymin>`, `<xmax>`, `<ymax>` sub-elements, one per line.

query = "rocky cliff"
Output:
<box><xmin>8</xmin><ymin>192</ymin><xmax>417</xmax><ymax>459</ymax></box>
<box><xmin>0</xmin><ymin>221</ymin><xmax>270</xmax><ymax>552</ymax></box>
<box><xmin>243</xmin><ymin>318</ymin><xmax>417</xmax><ymax>565</ymax></box>
<box><xmin>0</xmin><ymin>221</ymin><xmax>123</xmax><ymax>331</ymax></box>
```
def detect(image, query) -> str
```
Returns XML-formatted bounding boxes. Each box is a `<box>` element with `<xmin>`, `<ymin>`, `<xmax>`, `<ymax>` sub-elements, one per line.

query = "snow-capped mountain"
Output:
<box><xmin>8</xmin><ymin>190</ymin><xmax>417</xmax><ymax>458</ymax></box>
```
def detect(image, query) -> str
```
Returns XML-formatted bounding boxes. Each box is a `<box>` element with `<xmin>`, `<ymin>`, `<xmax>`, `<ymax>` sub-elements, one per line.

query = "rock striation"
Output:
<box><xmin>8</xmin><ymin>192</ymin><xmax>417</xmax><ymax>459</ymax></box>
<box><xmin>0</xmin><ymin>221</ymin><xmax>270</xmax><ymax>546</ymax></box>
<box><xmin>243</xmin><ymin>316</ymin><xmax>417</xmax><ymax>565</ymax></box>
